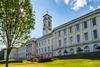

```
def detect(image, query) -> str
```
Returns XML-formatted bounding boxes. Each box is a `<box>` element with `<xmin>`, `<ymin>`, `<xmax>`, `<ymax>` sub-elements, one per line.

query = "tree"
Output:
<box><xmin>0</xmin><ymin>0</ymin><xmax>35</xmax><ymax>67</ymax></box>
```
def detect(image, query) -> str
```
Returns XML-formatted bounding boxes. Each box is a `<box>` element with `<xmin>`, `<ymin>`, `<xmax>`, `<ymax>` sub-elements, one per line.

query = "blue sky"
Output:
<box><xmin>0</xmin><ymin>0</ymin><xmax>100</xmax><ymax>50</ymax></box>
<box><xmin>30</xmin><ymin>0</ymin><xmax>100</xmax><ymax>38</ymax></box>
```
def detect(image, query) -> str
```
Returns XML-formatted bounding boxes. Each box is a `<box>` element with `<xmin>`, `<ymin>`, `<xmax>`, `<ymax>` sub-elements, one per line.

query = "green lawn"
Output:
<box><xmin>43</xmin><ymin>59</ymin><xmax>100</xmax><ymax>67</ymax></box>
<box><xmin>0</xmin><ymin>59</ymin><xmax>100</xmax><ymax>67</ymax></box>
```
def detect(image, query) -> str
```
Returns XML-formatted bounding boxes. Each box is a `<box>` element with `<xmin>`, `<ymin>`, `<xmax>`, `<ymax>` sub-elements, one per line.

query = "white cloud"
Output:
<box><xmin>97</xmin><ymin>5</ymin><xmax>100</xmax><ymax>8</ymax></box>
<box><xmin>64</xmin><ymin>0</ymin><xmax>70</xmax><ymax>5</ymax></box>
<box><xmin>89</xmin><ymin>6</ymin><xmax>95</xmax><ymax>10</ymax></box>
<box><xmin>71</xmin><ymin>0</ymin><xmax>87</xmax><ymax>10</ymax></box>
<box><xmin>61</xmin><ymin>0</ymin><xmax>100</xmax><ymax>11</ymax></box>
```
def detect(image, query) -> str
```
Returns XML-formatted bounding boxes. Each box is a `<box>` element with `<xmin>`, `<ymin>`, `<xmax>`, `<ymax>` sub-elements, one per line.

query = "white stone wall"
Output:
<box><xmin>18</xmin><ymin>45</ymin><xmax>26</xmax><ymax>60</ymax></box>
<box><xmin>25</xmin><ymin>41</ymin><xmax>36</xmax><ymax>59</ymax></box>
<box><xmin>53</xmin><ymin>12</ymin><xmax>100</xmax><ymax>56</ymax></box>
<box><xmin>36</xmin><ymin>34</ymin><xmax>53</xmax><ymax>57</ymax></box>
<box><xmin>9</xmin><ymin>48</ymin><xmax>18</xmax><ymax>59</ymax></box>
<box><xmin>4</xmin><ymin>48</ymin><xmax>18</xmax><ymax>60</ymax></box>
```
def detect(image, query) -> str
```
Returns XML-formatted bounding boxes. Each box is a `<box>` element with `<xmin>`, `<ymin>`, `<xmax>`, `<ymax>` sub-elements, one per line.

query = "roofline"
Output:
<box><xmin>53</xmin><ymin>8</ymin><xmax>100</xmax><ymax>31</ymax></box>
<box><xmin>36</xmin><ymin>33</ymin><xmax>52</xmax><ymax>41</ymax></box>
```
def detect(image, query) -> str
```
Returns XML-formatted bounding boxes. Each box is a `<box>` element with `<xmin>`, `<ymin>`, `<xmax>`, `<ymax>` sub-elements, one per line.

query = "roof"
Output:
<box><xmin>53</xmin><ymin>8</ymin><xmax>100</xmax><ymax>31</ymax></box>
<box><xmin>43</xmin><ymin>14</ymin><xmax>52</xmax><ymax>17</ymax></box>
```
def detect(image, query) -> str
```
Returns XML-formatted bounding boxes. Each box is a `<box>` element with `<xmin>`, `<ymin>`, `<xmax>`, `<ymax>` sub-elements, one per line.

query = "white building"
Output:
<box><xmin>17</xmin><ymin>45</ymin><xmax>26</xmax><ymax>60</ymax></box>
<box><xmin>4</xmin><ymin>48</ymin><xmax>18</xmax><ymax>60</ymax></box>
<box><xmin>25</xmin><ymin>38</ymin><xmax>37</xmax><ymax>59</ymax></box>
<box><xmin>4</xmin><ymin>38</ymin><xmax>37</xmax><ymax>60</ymax></box>
<box><xmin>36</xmin><ymin>8</ymin><xmax>100</xmax><ymax>57</ymax></box>
<box><xmin>5</xmin><ymin>9</ymin><xmax>100</xmax><ymax>60</ymax></box>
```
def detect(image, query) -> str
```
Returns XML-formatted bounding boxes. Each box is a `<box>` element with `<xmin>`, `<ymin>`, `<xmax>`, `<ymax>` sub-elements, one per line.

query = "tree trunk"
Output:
<box><xmin>5</xmin><ymin>49</ymin><xmax>9</xmax><ymax>67</ymax></box>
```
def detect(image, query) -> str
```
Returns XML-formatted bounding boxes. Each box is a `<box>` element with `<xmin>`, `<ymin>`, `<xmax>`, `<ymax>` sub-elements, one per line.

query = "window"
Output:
<box><xmin>64</xmin><ymin>38</ymin><xmax>67</xmax><ymax>46</ymax></box>
<box><xmin>76</xmin><ymin>24</ymin><xmax>80</xmax><ymax>31</ymax></box>
<box><xmin>48</xmin><ymin>22</ymin><xmax>51</xmax><ymax>27</ymax></box>
<box><xmin>42</xmin><ymin>41</ymin><xmax>43</xmax><ymax>46</ymax></box>
<box><xmin>93</xmin><ymin>30</ymin><xmax>98</xmax><ymax>39</ymax></box>
<box><xmin>39</xmin><ymin>48</ymin><xmax>40</xmax><ymax>53</ymax></box>
<box><xmin>70</xmin><ymin>48</ymin><xmax>74</xmax><ymax>54</ymax></box>
<box><xmin>83</xmin><ymin>21</ymin><xmax>88</xmax><ymax>29</ymax></box>
<box><xmin>84</xmin><ymin>46</ymin><xmax>90</xmax><ymax>52</ymax></box>
<box><xmin>92</xmin><ymin>17</ymin><xmax>96</xmax><ymax>26</ymax></box>
<box><xmin>42</xmin><ymin>48</ymin><xmax>43</xmax><ymax>53</ymax></box>
<box><xmin>77</xmin><ymin>34</ymin><xmax>80</xmax><ymax>43</ymax></box>
<box><xmin>84</xmin><ymin>32</ymin><xmax>88</xmax><ymax>41</ymax></box>
<box><xmin>45</xmin><ymin>47</ymin><xmax>46</xmax><ymax>52</ymax></box>
<box><xmin>48</xmin><ymin>46</ymin><xmax>50</xmax><ymax>51</ymax></box>
<box><xmin>70</xmin><ymin>36</ymin><xmax>73</xmax><ymax>44</ymax></box>
<box><xmin>63</xmin><ymin>50</ymin><xmax>68</xmax><ymax>54</ymax></box>
<box><xmin>69</xmin><ymin>27</ymin><xmax>73</xmax><ymax>33</ymax></box>
<box><xmin>51</xmin><ymin>45</ymin><xmax>53</xmax><ymax>50</ymax></box>
<box><xmin>64</xmin><ymin>29</ymin><xmax>67</xmax><ymax>35</ymax></box>
<box><xmin>93</xmin><ymin>44</ymin><xmax>98</xmax><ymax>51</ymax></box>
<box><xmin>48</xmin><ymin>39</ymin><xmax>50</xmax><ymax>44</ymax></box>
<box><xmin>59</xmin><ymin>40</ymin><xmax>61</xmax><ymax>47</ymax></box>
<box><xmin>58</xmin><ymin>31</ymin><xmax>61</xmax><ymax>36</ymax></box>
<box><xmin>77</xmin><ymin>47</ymin><xmax>83</xmax><ymax>53</ymax></box>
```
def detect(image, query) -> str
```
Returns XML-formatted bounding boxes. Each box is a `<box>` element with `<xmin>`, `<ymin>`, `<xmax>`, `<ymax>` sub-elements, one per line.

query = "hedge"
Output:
<box><xmin>53</xmin><ymin>51</ymin><xmax>100</xmax><ymax>60</ymax></box>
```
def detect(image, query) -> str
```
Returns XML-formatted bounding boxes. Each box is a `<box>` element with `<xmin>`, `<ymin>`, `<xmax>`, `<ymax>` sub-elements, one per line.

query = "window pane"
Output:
<box><xmin>64</xmin><ymin>38</ymin><xmax>67</xmax><ymax>45</ymax></box>
<box><xmin>58</xmin><ymin>31</ymin><xmax>61</xmax><ymax>36</ymax></box>
<box><xmin>93</xmin><ymin>30</ymin><xmax>98</xmax><ymax>39</ymax></box>
<box><xmin>84</xmin><ymin>32</ymin><xmax>88</xmax><ymax>41</ymax></box>
<box><xmin>70</xmin><ymin>36</ymin><xmax>73</xmax><ymax>44</ymax></box>
<box><xmin>83</xmin><ymin>21</ymin><xmax>87</xmax><ymax>29</ymax></box>
<box><xmin>69</xmin><ymin>27</ymin><xmax>72</xmax><ymax>33</ymax></box>
<box><xmin>64</xmin><ymin>29</ymin><xmax>67</xmax><ymax>35</ymax></box>
<box><xmin>59</xmin><ymin>40</ymin><xmax>61</xmax><ymax>46</ymax></box>
<box><xmin>76</xmin><ymin>24</ymin><xmax>80</xmax><ymax>31</ymax></box>
<box><xmin>92</xmin><ymin>17</ymin><xmax>96</xmax><ymax>26</ymax></box>
<box><xmin>77</xmin><ymin>35</ymin><xmax>80</xmax><ymax>42</ymax></box>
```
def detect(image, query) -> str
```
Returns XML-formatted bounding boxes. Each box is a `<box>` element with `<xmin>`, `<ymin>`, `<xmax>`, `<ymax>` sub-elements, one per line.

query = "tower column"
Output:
<box><xmin>43</xmin><ymin>12</ymin><xmax>52</xmax><ymax>35</ymax></box>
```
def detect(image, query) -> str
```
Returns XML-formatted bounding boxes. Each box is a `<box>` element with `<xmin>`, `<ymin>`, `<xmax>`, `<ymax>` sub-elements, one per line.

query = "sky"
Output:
<box><xmin>0</xmin><ymin>0</ymin><xmax>100</xmax><ymax>50</ymax></box>
<box><xmin>30</xmin><ymin>0</ymin><xmax>100</xmax><ymax>38</ymax></box>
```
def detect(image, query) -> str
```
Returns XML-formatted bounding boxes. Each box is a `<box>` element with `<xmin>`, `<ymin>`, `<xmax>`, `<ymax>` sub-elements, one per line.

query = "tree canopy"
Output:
<box><xmin>0</xmin><ymin>0</ymin><xmax>35</xmax><ymax>48</ymax></box>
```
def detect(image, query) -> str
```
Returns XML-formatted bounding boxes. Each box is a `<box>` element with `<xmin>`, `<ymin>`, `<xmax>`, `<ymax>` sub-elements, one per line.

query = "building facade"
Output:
<box><xmin>36</xmin><ymin>9</ymin><xmax>100</xmax><ymax>57</ymax></box>
<box><xmin>6</xmin><ymin>9</ymin><xmax>100</xmax><ymax>60</ymax></box>
<box><xmin>4</xmin><ymin>38</ymin><xmax>37</xmax><ymax>60</ymax></box>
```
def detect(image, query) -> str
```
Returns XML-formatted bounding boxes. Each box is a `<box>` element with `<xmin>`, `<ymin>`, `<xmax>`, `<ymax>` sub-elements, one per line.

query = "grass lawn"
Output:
<box><xmin>43</xmin><ymin>59</ymin><xmax>100</xmax><ymax>67</ymax></box>
<box><xmin>0</xmin><ymin>59</ymin><xmax>100</xmax><ymax>67</ymax></box>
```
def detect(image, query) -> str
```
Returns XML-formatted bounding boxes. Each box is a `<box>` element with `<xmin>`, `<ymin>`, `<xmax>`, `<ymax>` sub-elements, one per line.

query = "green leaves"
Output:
<box><xmin>0</xmin><ymin>0</ymin><xmax>35</xmax><ymax>47</ymax></box>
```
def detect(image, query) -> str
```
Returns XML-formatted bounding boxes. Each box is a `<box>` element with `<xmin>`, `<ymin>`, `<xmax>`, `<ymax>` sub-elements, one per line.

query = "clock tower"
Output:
<box><xmin>43</xmin><ymin>11</ymin><xmax>52</xmax><ymax>35</ymax></box>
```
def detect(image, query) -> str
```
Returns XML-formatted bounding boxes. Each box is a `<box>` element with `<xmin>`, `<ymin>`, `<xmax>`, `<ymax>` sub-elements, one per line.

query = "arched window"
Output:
<box><xmin>84</xmin><ymin>46</ymin><xmax>90</xmax><ymax>52</ymax></box>
<box><xmin>93</xmin><ymin>44</ymin><xmax>98</xmax><ymax>51</ymax></box>
<box><xmin>76</xmin><ymin>47</ymin><xmax>83</xmax><ymax>53</ymax></box>
<box><xmin>70</xmin><ymin>48</ymin><xmax>74</xmax><ymax>54</ymax></box>
<box><xmin>63</xmin><ymin>49</ymin><xmax>68</xmax><ymax>55</ymax></box>
<box><xmin>93</xmin><ymin>44</ymin><xmax>100</xmax><ymax>51</ymax></box>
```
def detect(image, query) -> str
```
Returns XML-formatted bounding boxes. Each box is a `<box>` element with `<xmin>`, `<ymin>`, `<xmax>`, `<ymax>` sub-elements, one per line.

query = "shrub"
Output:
<box><xmin>0</xmin><ymin>60</ymin><xmax>22</xmax><ymax>64</ymax></box>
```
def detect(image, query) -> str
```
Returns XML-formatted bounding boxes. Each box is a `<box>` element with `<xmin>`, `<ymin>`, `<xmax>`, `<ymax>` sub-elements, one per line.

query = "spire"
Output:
<box><xmin>46</xmin><ymin>9</ymin><xmax>48</xmax><ymax>14</ymax></box>
<box><xmin>43</xmin><ymin>9</ymin><xmax>52</xmax><ymax>17</ymax></box>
